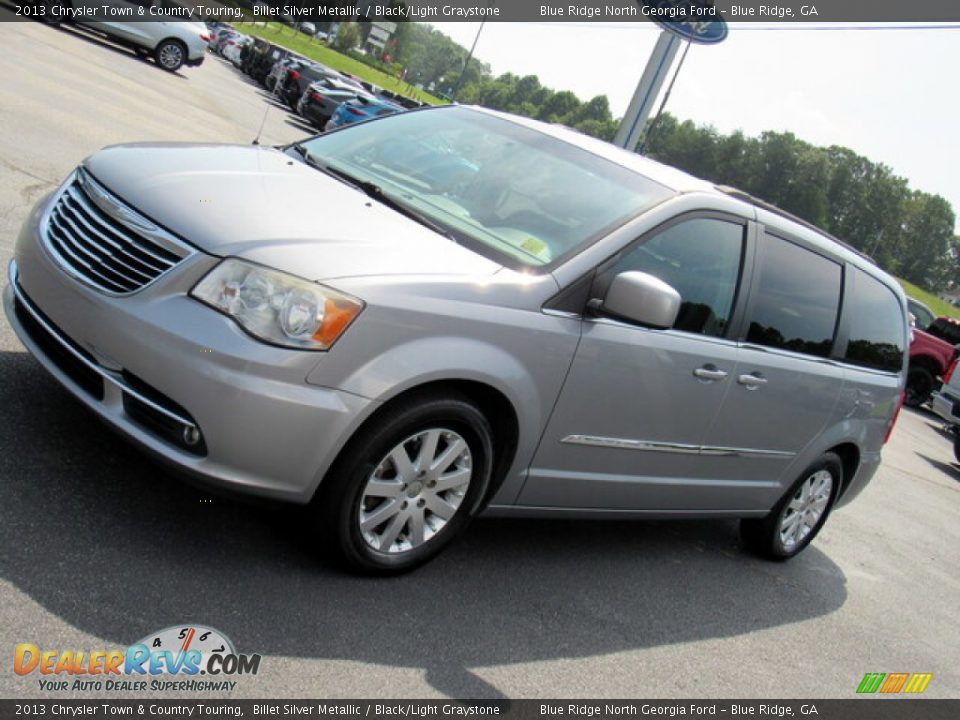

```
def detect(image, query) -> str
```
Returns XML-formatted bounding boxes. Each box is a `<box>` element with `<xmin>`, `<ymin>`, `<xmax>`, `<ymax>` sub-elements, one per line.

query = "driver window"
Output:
<box><xmin>599</xmin><ymin>218</ymin><xmax>745</xmax><ymax>337</ymax></box>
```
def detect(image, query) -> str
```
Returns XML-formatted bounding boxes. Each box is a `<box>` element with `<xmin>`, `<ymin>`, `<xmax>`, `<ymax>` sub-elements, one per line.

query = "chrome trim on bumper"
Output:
<box><xmin>9</xmin><ymin>260</ymin><xmax>197</xmax><ymax>431</ymax></box>
<box><xmin>561</xmin><ymin>434</ymin><xmax>795</xmax><ymax>459</ymax></box>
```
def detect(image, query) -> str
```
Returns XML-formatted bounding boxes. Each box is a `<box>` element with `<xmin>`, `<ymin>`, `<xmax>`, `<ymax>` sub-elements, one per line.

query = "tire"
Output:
<box><xmin>904</xmin><ymin>366</ymin><xmax>935</xmax><ymax>408</ymax></box>
<box><xmin>41</xmin><ymin>0</ymin><xmax>63</xmax><ymax>25</ymax></box>
<box><xmin>953</xmin><ymin>433</ymin><xmax>960</xmax><ymax>464</ymax></box>
<box><xmin>741</xmin><ymin>452</ymin><xmax>842</xmax><ymax>560</ymax></box>
<box><xmin>312</xmin><ymin>393</ymin><xmax>494</xmax><ymax>574</ymax></box>
<box><xmin>155</xmin><ymin>39</ymin><xmax>186</xmax><ymax>72</ymax></box>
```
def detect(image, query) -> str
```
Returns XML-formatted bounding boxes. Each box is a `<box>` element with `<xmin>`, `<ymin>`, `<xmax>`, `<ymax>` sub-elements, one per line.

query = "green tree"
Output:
<box><xmin>333</xmin><ymin>22</ymin><xmax>361</xmax><ymax>52</ymax></box>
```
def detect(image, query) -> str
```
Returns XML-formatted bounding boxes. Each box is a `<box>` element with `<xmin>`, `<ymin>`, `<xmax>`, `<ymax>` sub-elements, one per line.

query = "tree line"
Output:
<box><xmin>643</xmin><ymin>116</ymin><xmax>958</xmax><ymax>291</ymax></box>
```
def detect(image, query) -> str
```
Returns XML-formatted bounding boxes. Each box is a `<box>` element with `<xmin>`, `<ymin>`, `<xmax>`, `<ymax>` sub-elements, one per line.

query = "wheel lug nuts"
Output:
<box><xmin>417</xmin><ymin>498</ymin><xmax>425</xmax><ymax>508</ymax></box>
<box><xmin>428</xmin><ymin>480</ymin><xmax>436</xmax><ymax>488</ymax></box>
<box><xmin>402</xmin><ymin>501</ymin><xmax>408</xmax><ymax>509</ymax></box>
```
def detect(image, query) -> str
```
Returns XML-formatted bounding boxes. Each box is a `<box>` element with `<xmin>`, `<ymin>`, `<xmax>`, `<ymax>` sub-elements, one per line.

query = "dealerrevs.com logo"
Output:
<box><xmin>14</xmin><ymin>625</ymin><xmax>261</xmax><ymax>693</ymax></box>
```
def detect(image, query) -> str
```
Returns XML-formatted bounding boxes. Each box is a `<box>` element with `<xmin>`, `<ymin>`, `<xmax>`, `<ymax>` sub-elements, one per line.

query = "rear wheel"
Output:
<box><xmin>155</xmin><ymin>39</ymin><xmax>186</xmax><ymax>72</ymax></box>
<box><xmin>905</xmin><ymin>365</ymin><xmax>935</xmax><ymax>407</ymax></box>
<box><xmin>313</xmin><ymin>393</ymin><xmax>494</xmax><ymax>574</ymax></box>
<box><xmin>741</xmin><ymin>453</ymin><xmax>842</xmax><ymax>560</ymax></box>
<box><xmin>41</xmin><ymin>0</ymin><xmax>65</xmax><ymax>24</ymax></box>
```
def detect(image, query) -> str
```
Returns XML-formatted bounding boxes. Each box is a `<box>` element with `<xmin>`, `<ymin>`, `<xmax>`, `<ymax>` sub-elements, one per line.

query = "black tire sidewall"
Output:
<box><xmin>155</xmin><ymin>40</ymin><xmax>185</xmax><ymax>72</ymax></box>
<box><xmin>905</xmin><ymin>367</ymin><xmax>934</xmax><ymax>407</ymax></box>
<box><xmin>41</xmin><ymin>0</ymin><xmax>66</xmax><ymax>24</ymax></box>
<box><xmin>317</xmin><ymin>395</ymin><xmax>494</xmax><ymax>574</ymax></box>
<box><xmin>745</xmin><ymin>453</ymin><xmax>843</xmax><ymax>560</ymax></box>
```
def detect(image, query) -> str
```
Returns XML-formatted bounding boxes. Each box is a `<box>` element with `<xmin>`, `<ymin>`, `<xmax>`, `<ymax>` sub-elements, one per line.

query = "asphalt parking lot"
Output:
<box><xmin>0</xmin><ymin>16</ymin><xmax>958</xmax><ymax>701</ymax></box>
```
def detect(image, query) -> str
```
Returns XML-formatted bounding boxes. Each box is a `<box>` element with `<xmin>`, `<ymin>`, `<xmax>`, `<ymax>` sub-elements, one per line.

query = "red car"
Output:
<box><xmin>908</xmin><ymin>327</ymin><xmax>958</xmax><ymax>407</ymax></box>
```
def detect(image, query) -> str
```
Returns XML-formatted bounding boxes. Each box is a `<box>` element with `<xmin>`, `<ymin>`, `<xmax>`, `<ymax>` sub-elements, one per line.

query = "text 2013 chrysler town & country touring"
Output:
<box><xmin>3</xmin><ymin>106</ymin><xmax>908</xmax><ymax>573</ymax></box>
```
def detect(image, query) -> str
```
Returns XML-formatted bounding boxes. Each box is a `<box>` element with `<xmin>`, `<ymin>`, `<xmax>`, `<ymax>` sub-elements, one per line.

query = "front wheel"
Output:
<box><xmin>40</xmin><ymin>0</ymin><xmax>67</xmax><ymax>24</ymax></box>
<box><xmin>313</xmin><ymin>393</ymin><xmax>494</xmax><ymax>574</ymax></box>
<box><xmin>155</xmin><ymin>39</ymin><xmax>185</xmax><ymax>72</ymax></box>
<box><xmin>905</xmin><ymin>366</ymin><xmax>935</xmax><ymax>408</ymax></box>
<box><xmin>741</xmin><ymin>453</ymin><xmax>842</xmax><ymax>560</ymax></box>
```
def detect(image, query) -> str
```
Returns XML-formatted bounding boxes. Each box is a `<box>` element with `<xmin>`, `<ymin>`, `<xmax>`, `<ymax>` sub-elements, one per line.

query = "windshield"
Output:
<box><xmin>295</xmin><ymin>107</ymin><xmax>672</xmax><ymax>269</ymax></box>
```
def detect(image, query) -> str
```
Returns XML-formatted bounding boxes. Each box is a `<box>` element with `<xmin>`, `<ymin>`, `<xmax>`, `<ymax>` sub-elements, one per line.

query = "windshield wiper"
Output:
<box><xmin>293</xmin><ymin>147</ymin><xmax>457</xmax><ymax>242</ymax></box>
<box><xmin>323</xmin><ymin>165</ymin><xmax>458</xmax><ymax>242</ymax></box>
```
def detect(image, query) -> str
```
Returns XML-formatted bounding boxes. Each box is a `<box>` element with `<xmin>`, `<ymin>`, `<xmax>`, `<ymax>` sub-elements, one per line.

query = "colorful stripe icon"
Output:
<box><xmin>857</xmin><ymin>672</ymin><xmax>933</xmax><ymax>694</ymax></box>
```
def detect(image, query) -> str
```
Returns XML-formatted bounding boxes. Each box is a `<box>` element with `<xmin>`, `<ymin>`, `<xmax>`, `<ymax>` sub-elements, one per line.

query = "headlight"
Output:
<box><xmin>190</xmin><ymin>259</ymin><xmax>363</xmax><ymax>350</ymax></box>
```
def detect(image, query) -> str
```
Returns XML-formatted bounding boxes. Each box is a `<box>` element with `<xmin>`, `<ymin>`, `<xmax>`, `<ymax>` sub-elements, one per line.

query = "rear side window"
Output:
<box><xmin>599</xmin><ymin>218</ymin><xmax>745</xmax><ymax>338</ymax></box>
<box><xmin>843</xmin><ymin>268</ymin><xmax>906</xmax><ymax>372</ymax></box>
<box><xmin>745</xmin><ymin>234</ymin><xmax>842</xmax><ymax>358</ymax></box>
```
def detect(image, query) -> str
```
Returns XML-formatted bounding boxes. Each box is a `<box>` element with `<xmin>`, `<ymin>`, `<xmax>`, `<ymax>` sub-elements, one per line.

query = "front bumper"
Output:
<box><xmin>932</xmin><ymin>390</ymin><xmax>960</xmax><ymax>426</ymax></box>
<box><xmin>4</xmin><ymin>199</ymin><xmax>376</xmax><ymax>503</ymax></box>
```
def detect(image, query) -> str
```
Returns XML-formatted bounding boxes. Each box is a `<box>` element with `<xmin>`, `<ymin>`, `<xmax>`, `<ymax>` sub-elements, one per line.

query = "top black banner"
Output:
<box><xmin>4</xmin><ymin>0</ymin><xmax>960</xmax><ymax>23</ymax></box>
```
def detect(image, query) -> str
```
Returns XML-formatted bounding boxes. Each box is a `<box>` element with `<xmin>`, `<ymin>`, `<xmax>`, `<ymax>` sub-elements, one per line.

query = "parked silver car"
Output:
<box><xmin>44</xmin><ymin>1</ymin><xmax>209</xmax><ymax>72</ymax></box>
<box><xmin>932</xmin><ymin>358</ymin><xmax>960</xmax><ymax>460</ymax></box>
<box><xmin>3</xmin><ymin>106</ymin><xmax>908</xmax><ymax>573</ymax></box>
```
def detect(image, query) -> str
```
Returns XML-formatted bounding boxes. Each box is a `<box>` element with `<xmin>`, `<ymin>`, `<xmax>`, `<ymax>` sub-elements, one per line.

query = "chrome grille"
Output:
<box><xmin>43</xmin><ymin>169</ymin><xmax>192</xmax><ymax>294</ymax></box>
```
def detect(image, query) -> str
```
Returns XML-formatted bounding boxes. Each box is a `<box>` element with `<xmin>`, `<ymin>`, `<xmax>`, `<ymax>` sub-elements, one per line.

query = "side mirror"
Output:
<box><xmin>600</xmin><ymin>271</ymin><xmax>681</xmax><ymax>329</ymax></box>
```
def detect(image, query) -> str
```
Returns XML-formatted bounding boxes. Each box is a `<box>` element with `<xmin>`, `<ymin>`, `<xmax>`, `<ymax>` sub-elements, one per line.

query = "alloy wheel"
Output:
<box><xmin>158</xmin><ymin>44</ymin><xmax>183</xmax><ymax>70</ymax></box>
<box><xmin>358</xmin><ymin>428</ymin><xmax>472</xmax><ymax>554</ymax></box>
<box><xmin>778</xmin><ymin>469</ymin><xmax>833</xmax><ymax>550</ymax></box>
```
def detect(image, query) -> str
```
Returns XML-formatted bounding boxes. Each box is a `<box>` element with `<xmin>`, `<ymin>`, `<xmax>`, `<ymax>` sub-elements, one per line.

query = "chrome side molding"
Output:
<box><xmin>561</xmin><ymin>434</ymin><xmax>795</xmax><ymax>459</ymax></box>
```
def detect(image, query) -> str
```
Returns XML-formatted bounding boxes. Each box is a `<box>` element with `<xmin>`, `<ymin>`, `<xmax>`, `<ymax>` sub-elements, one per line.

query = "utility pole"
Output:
<box><xmin>451</xmin><ymin>15</ymin><xmax>489</xmax><ymax>102</ymax></box>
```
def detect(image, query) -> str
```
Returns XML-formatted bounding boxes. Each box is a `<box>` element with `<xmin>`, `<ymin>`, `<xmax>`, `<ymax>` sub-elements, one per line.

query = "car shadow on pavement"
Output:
<box><xmin>255</xmin><ymin>91</ymin><xmax>295</xmax><ymax>108</ymax></box>
<box><xmin>914</xmin><ymin>452</ymin><xmax>960</xmax><ymax>483</ymax></box>
<box><xmin>0</xmin><ymin>351</ymin><xmax>849</xmax><ymax>698</ymax></box>
<box><xmin>921</xmin><ymin>419</ymin><xmax>955</xmax><ymax>441</ymax></box>
<box><xmin>285</xmin><ymin>117</ymin><xmax>318</xmax><ymax>135</ymax></box>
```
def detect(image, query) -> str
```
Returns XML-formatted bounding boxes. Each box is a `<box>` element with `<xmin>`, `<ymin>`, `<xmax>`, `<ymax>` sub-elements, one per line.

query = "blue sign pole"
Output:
<box><xmin>613</xmin><ymin>1</ymin><xmax>728</xmax><ymax>151</ymax></box>
<box><xmin>613</xmin><ymin>30</ymin><xmax>681</xmax><ymax>151</ymax></box>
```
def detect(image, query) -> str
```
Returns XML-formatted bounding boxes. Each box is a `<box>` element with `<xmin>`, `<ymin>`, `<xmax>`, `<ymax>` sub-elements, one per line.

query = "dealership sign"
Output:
<box><xmin>638</xmin><ymin>0</ymin><xmax>729</xmax><ymax>44</ymax></box>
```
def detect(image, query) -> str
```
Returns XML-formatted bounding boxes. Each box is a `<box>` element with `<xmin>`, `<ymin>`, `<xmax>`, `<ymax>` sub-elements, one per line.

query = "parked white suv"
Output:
<box><xmin>44</xmin><ymin>0</ymin><xmax>209</xmax><ymax>72</ymax></box>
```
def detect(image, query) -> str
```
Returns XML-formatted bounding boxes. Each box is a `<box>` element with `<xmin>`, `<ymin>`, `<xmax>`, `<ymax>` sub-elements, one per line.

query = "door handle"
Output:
<box><xmin>693</xmin><ymin>366</ymin><xmax>728</xmax><ymax>381</ymax></box>
<box><xmin>737</xmin><ymin>373</ymin><xmax>768</xmax><ymax>389</ymax></box>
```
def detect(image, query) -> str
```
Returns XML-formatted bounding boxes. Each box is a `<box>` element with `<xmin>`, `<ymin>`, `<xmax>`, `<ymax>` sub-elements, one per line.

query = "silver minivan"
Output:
<box><xmin>3</xmin><ymin>106</ymin><xmax>908</xmax><ymax>573</ymax></box>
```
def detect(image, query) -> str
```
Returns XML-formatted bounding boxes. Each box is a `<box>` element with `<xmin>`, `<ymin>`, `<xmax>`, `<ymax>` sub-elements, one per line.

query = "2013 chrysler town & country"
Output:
<box><xmin>3</xmin><ymin>106</ymin><xmax>908</xmax><ymax>573</ymax></box>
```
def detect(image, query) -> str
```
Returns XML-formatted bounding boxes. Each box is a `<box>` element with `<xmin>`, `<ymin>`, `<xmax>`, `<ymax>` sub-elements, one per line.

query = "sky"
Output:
<box><xmin>430</xmin><ymin>22</ymin><xmax>960</xmax><ymax>231</ymax></box>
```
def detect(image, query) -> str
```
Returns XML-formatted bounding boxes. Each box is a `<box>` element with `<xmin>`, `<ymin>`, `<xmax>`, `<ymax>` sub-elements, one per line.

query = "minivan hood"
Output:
<box><xmin>83</xmin><ymin>143</ymin><xmax>502</xmax><ymax>280</ymax></box>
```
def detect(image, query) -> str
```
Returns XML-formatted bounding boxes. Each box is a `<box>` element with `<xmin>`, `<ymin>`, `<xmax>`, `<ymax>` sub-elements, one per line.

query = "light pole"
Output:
<box><xmin>451</xmin><ymin>15</ymin><xmax>489</xmax><ymax>102</ymax></box>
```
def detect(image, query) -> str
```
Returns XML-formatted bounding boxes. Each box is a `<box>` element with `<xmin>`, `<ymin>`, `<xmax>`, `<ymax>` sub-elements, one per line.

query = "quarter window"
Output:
<box><xmin>599</xmin><ymin>218</ymin><xmax>745</xmax><ymax>338</ymax></box>
<box><xmin>843</xmin><ymin>268</ymin><xmax>906</xmax><ymax>372</ymax></box>
<box><xmin>744</xmin><ymin>234</ymin><xmax>842</xmax><ymax>358</ymax></box>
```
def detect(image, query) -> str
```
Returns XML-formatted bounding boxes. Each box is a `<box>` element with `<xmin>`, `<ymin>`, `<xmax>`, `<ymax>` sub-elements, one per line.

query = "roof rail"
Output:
<box><xmin>714</xmin><ymin>184</ymin><xmax>876</xmax><ymax>265</ymax></box>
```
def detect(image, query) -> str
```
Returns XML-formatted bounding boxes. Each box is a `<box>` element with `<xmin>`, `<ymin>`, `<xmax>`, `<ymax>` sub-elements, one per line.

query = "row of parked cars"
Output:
<box><xmin>905</xmin><ymin>298</ymin><xmax>960</xmax><ymax>408</ymax></box>
<box><xmin>236</xmin><ymin>35</ymin><xmax>422</xmax><ymax>131</ymax></box>
<box><xmin>905</xmin><ymin>297</ymin><xmax>960</xmax><ymax>461</ymax></box>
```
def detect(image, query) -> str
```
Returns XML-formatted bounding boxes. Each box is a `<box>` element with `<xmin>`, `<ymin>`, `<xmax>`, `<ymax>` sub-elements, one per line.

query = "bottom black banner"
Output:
<box><xmin>0</xmin><ymin>700</ymin><xmax>957</xmax><ymax>720</ymax></box>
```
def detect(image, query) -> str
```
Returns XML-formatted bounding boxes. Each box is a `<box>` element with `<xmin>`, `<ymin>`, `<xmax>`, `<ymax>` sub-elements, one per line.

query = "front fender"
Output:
<box><xmin>311</xmin><ymin>336</ymin><xmax>564</xmax><ymax>506</ymax></box>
